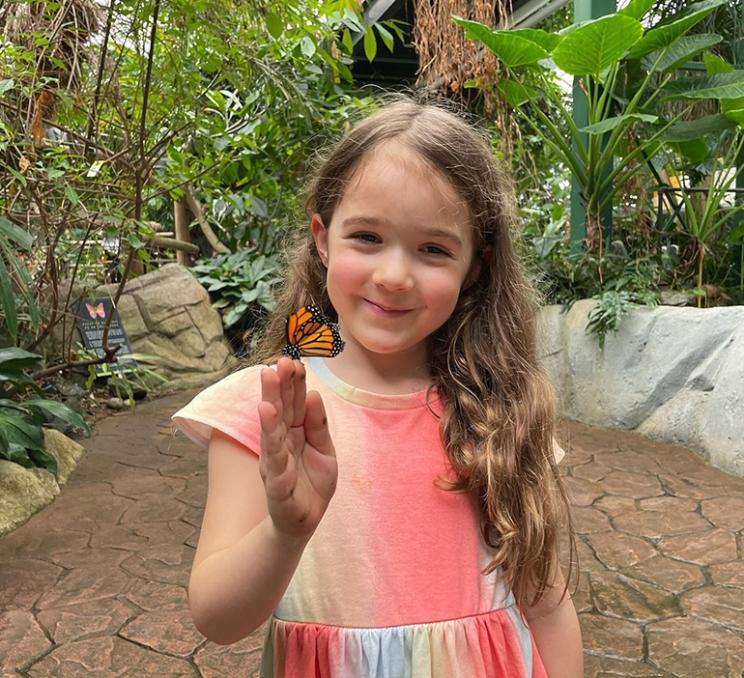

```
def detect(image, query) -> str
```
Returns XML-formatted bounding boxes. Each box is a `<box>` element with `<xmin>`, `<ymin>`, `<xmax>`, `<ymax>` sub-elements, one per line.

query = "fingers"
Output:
<box><xmin>291</xmin><ymin>361</ymin><xmax>306</xmax><ymax>428</ymax></box>
<box><xmin>275</xmin><ymin>358</ymin><xmax>295</xmax><ymax>428</ymax></box>
<box><xmin>304</xmin><ymin>391</ymin><xmax>335</xmax><ymax>457</ymax></box>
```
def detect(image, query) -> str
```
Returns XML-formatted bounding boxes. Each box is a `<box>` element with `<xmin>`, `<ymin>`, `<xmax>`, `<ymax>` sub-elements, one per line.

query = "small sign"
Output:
<box><xmin>76</xmin><ymin>298</ymin><xmax>138</xmax><ymax>376</ymax></box>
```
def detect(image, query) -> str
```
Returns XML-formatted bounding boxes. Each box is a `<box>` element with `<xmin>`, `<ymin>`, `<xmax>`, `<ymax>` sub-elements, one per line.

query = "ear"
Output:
<box><xmin>311</xmin><ymin>214</ymin><xmax>329</xmax><ymax>267</ymax></box>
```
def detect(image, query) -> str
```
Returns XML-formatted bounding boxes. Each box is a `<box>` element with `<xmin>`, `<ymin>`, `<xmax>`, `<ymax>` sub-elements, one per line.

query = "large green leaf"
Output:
<box><xmin>627</xmin><ymin>0</ymin><xmax>727</xmax><ymax>60</ymax></box>
<box><xmin>0</xmin><ymin>217</ymin><xmax>33</xmax><ymax>250</ymax></box>
<box><xmin>0</xmin><ymin>412</ymin><xmax>44</xmax><ymax>451</ymax></box>
<box><xmin>661</xmin><ymin>114</ymin><xmax>736</xmax><ymax>141</ymax></box>
<box><xmin>580</xmin><ymin>113</ymin><xmax>658</xmax><ymax>135</ymax></box>
<box><xmin>508</xmin><ymin>28</ymin><xmax>561</xmax><ymax>52</ymax></box>
<box><xmin>28</xmin><ymin>447</ymin><xmax>58</xmax><ymax>476</ymax></box>
<box><xmin>552</xmin><ymin>15</ymin><xmax>642</xmax><ymax>76</ymax></box>
<box><xmin>26</xmin><ymin>400</ymin><xmax>90</xmax><ymax>435</ymax></box>
<box><xmin>663</xmin><ymin>71</ymin><xmax>744</xmax><ymax>100</ymax></box>
<box><xmin>646</xmin><ymin>34</ymin><xmax>721</xmax><ymax>73</ymax></box>
<box><xmin>0</xmin><ymin>347</ymin><xmax>42</xmax><ymax>371</ymax></box>
<box><xmin>0</xmin><ymin>255</ymin><xmax>16</xmax><ymax>342</ymax></box>
<box><xmin>497</xmin><ymin>79</ymin><xmax>539</xmax><ymax>107</ymax></box>
<box><xmin>619</xmin><ymin>0</ymin><xmax>656</xmax><ymax>20</ymax></box>
<box><xmin>453</xmin><ymin>17</ymin><xmax>548</xmax><ymax>67</ymax></box>
<box><xmin>704</xmin><ymin>52</ymin><xmax>732</xmax><ymax>74</ymax></box>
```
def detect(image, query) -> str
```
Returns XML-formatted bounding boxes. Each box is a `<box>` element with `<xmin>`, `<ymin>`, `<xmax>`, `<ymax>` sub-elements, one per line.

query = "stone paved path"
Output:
<box><xmin>1</xmin><ymin>391</ymin><xmax>743</xmax><ymax>677</ymax></box>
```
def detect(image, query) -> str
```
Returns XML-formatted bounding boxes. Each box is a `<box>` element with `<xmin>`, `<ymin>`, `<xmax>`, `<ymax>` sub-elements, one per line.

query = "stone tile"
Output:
<box><xmin>599</xmin><ymin>471</ymin><xmax>663</xmax><ymax>499</ymax></box>
<box><xmin>0</xmin><ymin>529</ymin><xmax>89</xmax><ymax>562</ymax></box>
<box><xmin>637</xmin><ymin>496</ymin><xmax>699</xmax><ymax>512</ymax></box>
<box><xmin>0</xmin><ymin>559</ymin><xmax>64</xmax><ymax>610</ymax></box>
<box><xmin>700</xmin><ymin>495</ymin><xmax>744</xmax><ymax>532</ymax></box>
<box><xmin>659</xmin><ymin>474</ymin><xmax>729</xmax><ymax>501</ymax></box>
<box><xmin>182</xmin><ymin>504</ymin><xmax>204</xmax><ymax>528</ymax></box>
<box><xmin>571</xmin><ymin>570</ymin><xmax>593</xmax><ymax>614</ymax></box>
<box><xmin>589</xmin><ymin>569</ymin><xmax>681</xmax><ymax>623</ymax></box>
<box><xmin>583</xmin><ymin>654</ymin><xmax>671</xmax><ymax>677</ymax></box>
<box><xmin>659</xmin><ymin>528</ymin><xmax>737</xmax><ymax>565</ymax></box>
<box><xmin>605</xmin><ymin>450</ymin><xmax>663</xmax><ymax>476</ymax></box>
<box><xmin>579</xmin><ymin>613</ymin><xmax>644</xmax><ymax>661</ymax></box>
<box><xmin>120</xmin><ymin>610</ymin><xmax>203</xmax><ymax>656</ymax></box>
<box><xmin>27</xmin><ymin>636</ymin><xmax>197</xmax><ymax>675</ymax></box>
<box><xmin>47</xmin><ymin>488</ymin><xmax>134</xmax><ymax>532</ymax></box>
<box><xmin>36</xmin><ymin>567</ymin><xmax>129</xmax><ymax>610</ymax></box>
<box><xmin>120</xmin><ymin>497</ymin><xmax>186</xmax><ymax>525</ymax></box>
<box><xmin>47</xmin><ymin>546</ymin><xmax>131</xmax><ymax>570</ymax></box>
<box><xmin>708</xmin><ymin>561</ymin><xmax>744</xmax><ymax>588</ymax></box>
<box><xmin>620</xmin><ymin>554</ymin><xmax>705</xmax><ymax>594</ymax></box>
<box><xmin>89</xmin><ymin>525</ymin><xmax>149</xmax><ymax>551</ymax></box>
<box><xmin>680</xmin><ymin>585</ymin><xmax>744</xmax><ymax>631</ymax></box>
<box><xmin>133</xmin><ymin>520</ymin><xmax>196</xmax><ymax>546</ymax></box>
<box><xmin>160</xmin><ymin>455</ymin><xmax>204</xmax><ymax>479</ymax></box>
<box><xmin>176</xmin><ymin>478</ymin><xmax>207</xmax><ymax>507</ymax></box>
<box><xmin>111</xmin><ymin>467</ymin><xmax>186</xmax><ymax>499</ymax></box>
<box><xmin>646</xmin><ymin>616</ymin><xmax>744</xmax><ymax>677</ymax></box>
<box><xmin>120</xmin><ymin>543</ymin><xmax>194</xmax><ymax>587</ymax></box>
<box><xmin>571</xmin><ymin>461</ymin><xmax>613</xmax><ymax>483</ymax></box>
<box><xmin>564</xmin><ymin>476</ymin><xmax>605</xmax><ymax>506</ymax></box>
<box><xmin>593</xmin><ymin>495</ymin><xmax>637</xmax><ymax>517</ymax></box>
<box><xmin>195</xmin><ymin>624</ymin><xmax>267</xmax><ymax>678</ymax></box>
<box><xmin>612</xmin><ymin>509</ymin><xmax>711</xmax><ymax>539</ymax></box>
<box><xmin>585</xmin><ymin>532</ymin><xmax>657</xmax><ymax>570</ymax></box>
<box><xmin>122</xmin><ymin>579</ymin><xmax>188</xmax><ymax>612</ymax></box>
<box><xmin>0</xmin><ymin>610</ymin><xmax>53</xmax><ymax>674</ymax></box>
<box><xmin>36</xmin><ymin>597</ymin><xmax>137</xmax><ymax>645</ymax></box>
<box><xmin>572</xmin><ymin>506</ymin><xmax>612</xmax><ymax>534</ymax></box>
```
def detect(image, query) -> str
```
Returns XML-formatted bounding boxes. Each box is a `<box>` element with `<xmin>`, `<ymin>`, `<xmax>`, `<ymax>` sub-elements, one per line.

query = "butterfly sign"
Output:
<box><xmin>85</xmin><ymin>302</ymin><xmax>106</xmax><ymax>319</ymax></box>
<box><xmin>282</xmin><ymin>304</ymin><xmax>345</xmax><ymax>360</ymax></box>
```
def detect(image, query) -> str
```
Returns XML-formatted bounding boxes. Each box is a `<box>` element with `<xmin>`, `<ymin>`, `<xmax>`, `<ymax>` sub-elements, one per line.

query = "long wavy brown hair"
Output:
<box><xmin>253</xmin><ymin>96</ymin><xmax>576</xmax><ymax>608</ymax></box>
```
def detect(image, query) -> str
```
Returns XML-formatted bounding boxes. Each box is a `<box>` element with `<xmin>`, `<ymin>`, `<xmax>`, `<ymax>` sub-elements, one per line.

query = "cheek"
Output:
<box><xmin>325</xmin><ymin>254</ymin><xmax>366</xmax><ymax>299</ymax></box>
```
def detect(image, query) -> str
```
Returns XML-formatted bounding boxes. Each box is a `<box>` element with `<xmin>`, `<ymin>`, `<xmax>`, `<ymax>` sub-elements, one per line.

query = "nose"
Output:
<box><xmin>372</xmin><ymin>250</ymin><xmax>414</xmax><ymax>291</ymax></box>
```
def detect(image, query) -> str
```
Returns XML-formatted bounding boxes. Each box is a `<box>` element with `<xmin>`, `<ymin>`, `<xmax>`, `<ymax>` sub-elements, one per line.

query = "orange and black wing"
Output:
<box><xmin>282</xmin><ymin>304</ymin><xmax>345</xmax><ymax>359</ymax></box>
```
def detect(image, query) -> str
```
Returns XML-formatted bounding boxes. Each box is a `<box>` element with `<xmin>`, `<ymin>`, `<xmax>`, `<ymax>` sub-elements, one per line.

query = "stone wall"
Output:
<box><xmin>94</xmin><ymin>264</ymin><xmax>235</xmax><ymax>391</ymax></box>
<box><xmin>539</xmin><ymin>300</ymin><xmax>744</xmax><ymax>477</ymax></box>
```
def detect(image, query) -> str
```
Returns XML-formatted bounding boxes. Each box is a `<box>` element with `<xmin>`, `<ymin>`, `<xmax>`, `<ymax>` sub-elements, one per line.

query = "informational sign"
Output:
<box><xmin>76</xmin><ymin>298</ymin><xmax>138</xmax><ymax>376</ymax></box>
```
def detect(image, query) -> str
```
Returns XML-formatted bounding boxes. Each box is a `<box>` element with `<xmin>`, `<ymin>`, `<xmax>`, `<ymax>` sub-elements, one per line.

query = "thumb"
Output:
<box><xmin>304</xmin><ymin>390</ymin><xmax>334</xmax><ymax>456</ymax></box>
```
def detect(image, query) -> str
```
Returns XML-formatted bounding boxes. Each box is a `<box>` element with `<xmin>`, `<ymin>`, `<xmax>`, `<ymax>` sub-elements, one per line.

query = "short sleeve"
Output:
<box><xmin>171</xmin><ymin>364</ymin><xmax>265</xmax><ymax>454</ymax></box>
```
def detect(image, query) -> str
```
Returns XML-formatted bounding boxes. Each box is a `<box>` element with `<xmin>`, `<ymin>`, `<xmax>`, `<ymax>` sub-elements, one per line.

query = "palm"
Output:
<box><xmin>258</xmin><ymin>358</ymin><xmax>337</xmax><ymax>540</ymax></box>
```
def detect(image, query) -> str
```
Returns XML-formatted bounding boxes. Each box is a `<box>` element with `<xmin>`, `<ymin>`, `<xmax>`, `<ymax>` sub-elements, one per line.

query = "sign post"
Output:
<box><xmin>76</xmin><ymin>298</ymin><xmax>138</xmax><ymax>376</ymax></box>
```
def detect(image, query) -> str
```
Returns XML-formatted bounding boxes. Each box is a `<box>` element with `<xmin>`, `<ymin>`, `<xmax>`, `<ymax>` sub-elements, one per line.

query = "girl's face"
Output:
<box><xmin>312</xmin><ymin>142</ymin><xmax>479</xmax><ymax>371</ymax></box>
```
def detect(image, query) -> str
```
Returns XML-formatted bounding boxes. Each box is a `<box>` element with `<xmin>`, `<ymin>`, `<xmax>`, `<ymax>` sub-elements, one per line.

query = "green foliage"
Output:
<box><xmin>191</xmin><ymin>249</ymin><xmax>282</xmax><ymax>338</ymax></box>
<box><xmin>0</xmin><ymin>348</ymin><xmax>89</xmax><ymax>475</ymax></box>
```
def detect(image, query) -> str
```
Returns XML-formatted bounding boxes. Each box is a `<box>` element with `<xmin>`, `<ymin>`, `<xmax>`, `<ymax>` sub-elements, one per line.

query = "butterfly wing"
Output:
<box><xmin>94</xmin><ymin>303</ymin><xmax>106</xmax><ymax>318</ymax></box>
<box><xmin>85</xmin><ymin>302</ymin><xmax>96</xmax><ymax>319</ymax></box>
<box><xmin>283</xmin><ymin>305</ymin><xmax>344</xmax><ymax>359</ymax></box>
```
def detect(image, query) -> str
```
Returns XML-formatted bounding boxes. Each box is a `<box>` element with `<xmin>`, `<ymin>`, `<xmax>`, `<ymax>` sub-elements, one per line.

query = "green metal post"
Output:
<box><xmin>570</xmin><ymin>0</ymin><xmax>616</xmax><ymax>252</ymax></box>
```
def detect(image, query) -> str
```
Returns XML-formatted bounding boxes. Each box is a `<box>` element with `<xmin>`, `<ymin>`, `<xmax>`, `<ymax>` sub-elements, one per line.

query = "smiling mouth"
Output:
<box><xmin>364</xmin><ymin>299</ymin><xmax>412</xmax><ymax>314</ymax></box>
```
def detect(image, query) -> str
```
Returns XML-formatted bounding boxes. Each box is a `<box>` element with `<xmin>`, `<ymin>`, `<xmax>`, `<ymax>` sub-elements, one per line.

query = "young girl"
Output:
<box><xmin>172</xmin><ymin>98</ymin><xmax>583</xmax><ymax>677</ymax></box>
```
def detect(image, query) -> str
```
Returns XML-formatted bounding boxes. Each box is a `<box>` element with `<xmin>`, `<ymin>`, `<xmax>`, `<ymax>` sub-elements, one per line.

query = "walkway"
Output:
<box><xmin>1</xmin><ymin>391</ymin><xmax>743</xmax><ymax>677</ymax></box>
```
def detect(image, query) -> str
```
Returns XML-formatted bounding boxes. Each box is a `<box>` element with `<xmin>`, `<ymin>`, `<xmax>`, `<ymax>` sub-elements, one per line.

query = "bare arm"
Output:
<box><xmin>521</xmin><ymin>567</ymin><xmax>583</xmax><ymax>678</ymax></box>
<box><xmin>188</xmin><ymin>359</ymin><xmax>337</xmax><ymax>644</ymax></box>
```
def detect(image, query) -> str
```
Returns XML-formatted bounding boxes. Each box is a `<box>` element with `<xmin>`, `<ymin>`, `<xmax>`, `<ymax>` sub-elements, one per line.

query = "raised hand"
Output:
<box><xmin>257</xmin><ymin>357</ymin><xmax>338</xmax><ymax>542</ymax></box>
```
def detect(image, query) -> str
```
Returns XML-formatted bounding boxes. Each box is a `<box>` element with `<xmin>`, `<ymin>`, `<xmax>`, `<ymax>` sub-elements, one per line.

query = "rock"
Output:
<box><xmin>42</xmin><ymin>428</ymin><xmax>85</xmax><ymax>485</ymax></box>
<box><xmin>659</xmin><ymin>289</ymin><xmax>692</xmax><ymax>306</ymax></box>
<box><xmin>106</xmin><ymin>397</ymin><xmax>125</xmax><ymax>410</ymax></box>
<box><xmin>539</xmin><ymin>302</ymin><xmax>744</xmax><ymax>477</ymax></box>
<box><xmin>0</xmin><ymin>461</ymin><xmax>59</xmax><ymax>536</ymax></box>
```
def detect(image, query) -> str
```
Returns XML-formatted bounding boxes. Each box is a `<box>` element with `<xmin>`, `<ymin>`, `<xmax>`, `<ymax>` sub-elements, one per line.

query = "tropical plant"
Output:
<box><xmin>191</xmin><ymin>249</ymin><xmax>282</xmax><ymax>345</ymax></box>
<box><xmin>0</xmin><ymin>347</ymin><xmax>89</xmax><ymax>475</ymax></box>
<box><xmin>454</xmin><ymin>0</ymin><xmax>744</xmax><ymax>254</ymax></box>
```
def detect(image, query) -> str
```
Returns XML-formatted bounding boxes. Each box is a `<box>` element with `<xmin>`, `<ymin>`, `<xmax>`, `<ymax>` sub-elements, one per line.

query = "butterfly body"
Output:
<box><xmin>282</xmin><ymin>304</ymin><xmax>344</xmax><ymax>359</ymax></box>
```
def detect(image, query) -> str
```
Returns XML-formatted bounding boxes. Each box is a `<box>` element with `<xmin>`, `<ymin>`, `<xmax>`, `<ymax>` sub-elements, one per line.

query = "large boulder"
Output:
<box><xmin>539</xmin><ymin>301</ymin><xmax>744</xmax><ymax>477</ymax></box>
<box><xmin>74</xmin><ymin>264</ymin><xmax>235</xmax><ymax>391</ymax></box>
<box><xmin>0</xmin><ymin>429</ymin><xmax>85</xmax><ymax>536</ymax></box>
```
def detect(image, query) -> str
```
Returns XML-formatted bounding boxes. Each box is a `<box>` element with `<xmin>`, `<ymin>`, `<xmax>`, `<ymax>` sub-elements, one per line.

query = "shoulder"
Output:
<box><xmin>171</xmin><ymin>363</ymin><xmax>267</xmax><ymax>452</ymax></box>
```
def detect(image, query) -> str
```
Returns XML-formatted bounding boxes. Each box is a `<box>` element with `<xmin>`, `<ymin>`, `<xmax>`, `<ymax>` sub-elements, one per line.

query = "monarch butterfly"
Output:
<box><xmin>282</xmin><ymin>304</ymin><xmax>345</xmax><ymax>360</ymax></box>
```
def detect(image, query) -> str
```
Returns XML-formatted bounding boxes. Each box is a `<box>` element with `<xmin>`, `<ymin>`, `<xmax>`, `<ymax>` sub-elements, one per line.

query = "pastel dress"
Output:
<box><xmin>172</xmin><ymin>357</ymin><xmax>552</xmax><ymax>678</ymax></box>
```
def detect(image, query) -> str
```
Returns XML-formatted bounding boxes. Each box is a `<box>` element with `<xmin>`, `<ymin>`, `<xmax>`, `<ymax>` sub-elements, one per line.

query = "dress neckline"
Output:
<box><xmin>305</xmin><ymin>357</ymin><xmax>437</xmax><ymax>411</ymax></box>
